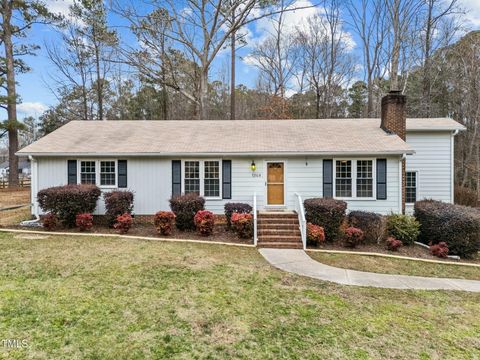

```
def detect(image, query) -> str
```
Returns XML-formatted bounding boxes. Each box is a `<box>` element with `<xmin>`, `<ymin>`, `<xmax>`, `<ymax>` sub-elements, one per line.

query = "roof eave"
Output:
<box><xmin>17</xmin><ymin>150</ymin><xmax>415</xmax><ymax>157</ymax></box>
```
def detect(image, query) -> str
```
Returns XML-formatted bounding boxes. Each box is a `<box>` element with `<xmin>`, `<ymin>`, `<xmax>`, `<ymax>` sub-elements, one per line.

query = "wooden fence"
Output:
<box><xmin>0</xmin><ymin>178</ymin><xmax>31</xmax><ymax>189</ymax></box>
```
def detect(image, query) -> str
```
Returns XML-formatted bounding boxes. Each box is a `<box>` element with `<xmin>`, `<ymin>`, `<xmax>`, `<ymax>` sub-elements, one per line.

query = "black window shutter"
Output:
<box><xmin>323</xmin><ymin>159</ymin><xmax>333</xmax><ymax>198</ymax></box>
<box><xmin>222</xmin><ymin>160</ymin><xmax>232</xmax><ymax>199</ymax></box>
<box><xmin>172</xmin><ymin>160</ymin><xmax>181</xmax><ymax>196</ymax></box>
<box><xmin>377</xmin><ymin>159</ymin><xmax>387</xmax><ymax>200</ymax></box>
<box><xmin>67</xmin><ymin>160</ymin><xmax>77</xmax><ymax>184</ymax></box>
<box><xmin>118</xmin><ymin>160</ymin><xmax>128</xmax><ymax>188</ymax></box>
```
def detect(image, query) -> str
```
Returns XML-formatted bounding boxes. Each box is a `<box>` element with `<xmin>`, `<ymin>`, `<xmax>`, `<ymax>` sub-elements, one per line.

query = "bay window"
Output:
<box><xmin>334</xmin><ymin>159</ymin><xmax>375</xmax><ymax>199</ymax></box>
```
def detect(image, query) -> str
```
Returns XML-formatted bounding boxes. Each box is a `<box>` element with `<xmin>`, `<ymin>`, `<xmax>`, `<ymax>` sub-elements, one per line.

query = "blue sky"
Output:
<box><xmin>10</xmin><ymin>0</ymin><xmax>480</xmax><ymax>120</ymax></box>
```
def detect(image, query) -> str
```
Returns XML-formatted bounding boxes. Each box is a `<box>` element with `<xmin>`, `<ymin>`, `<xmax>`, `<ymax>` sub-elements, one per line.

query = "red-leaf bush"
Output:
<box><xmin>385</xmin><ymin>236</ymin><xmax>403</xmax><ymax>251</ymax></box>
<box><xmin>414</xmin><ymin>200</ymin><xmax>480</xmax><ymax>258</ymax></box>
<box><xmin>104</xmin><ymin>191</ymin><xmax>134</xmax><ymax>226</ymax></box>
<box><xmin>114</xmin><ymin>213</ymin><xmax>133</xmax><ymax>234</ymax></box>
<box><xmin>348</xmin><ymin>211</ymin><xmax>386</xmax><ymax>244</ymax></box>
<box><xmin>169</xmin><ymin>193</ymin><xmax>205</xmax><ymax>231</ymax></box>
<box><xmin>224</xmin><ymin>203</ymin><xmax>252</xmax><ymax>230</ymax></box>
<box><xmin>42</xmin><ymin>212</ymin><xmax>57</xmax><ymax>231</ymax></box>
<box><xmin>75</xmin><ymin>213</ymin><xmax>93</xmax><ymax>231</ymax></box>
<box><xmin>194</xmin><ymin>210</ymin><xmax>215</xmax><ymax>236</ymax></box>
<box><xmin>430</xmin><ymin>241</ymin><xmax>449</xmax><ymax>258</ymax></box>
<box><xmin>307</xmin><ymin>223</ymin><xmax>325</xmax><ymax>246</ymax></box>
<box><xmin>304</xmin><ymin>198</ymin><xmax>347</xmax><ymax>242</ymax></box>
<box><xmin>343</xmin><ymin>227</ymin><xmax>364</xmax><ymax>248</ymax></box>
<box><xmin>154</xmin><ymin>211</ymin><xmax>176</xmax><ymax>235</ymax></box>
<box><xmin>231</xmin><ymin>213</ymin><xmax>253</xmax><ymax>239</ymax></box>
<box><xmin>37</xmin><ymin>184</ymin><xmax>101</xmax><ymax>227</ymax></box>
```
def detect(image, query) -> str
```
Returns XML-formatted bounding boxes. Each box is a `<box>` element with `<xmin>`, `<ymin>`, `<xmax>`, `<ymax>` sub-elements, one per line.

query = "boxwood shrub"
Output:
<box><xmin>104</xmin><ymin>190</ymin><xmax>134</xmax><ymax>225</ymax></box>
<box><xmin>169</xmin><ymin>193</ymin><xmax>205</xmax><ymax>231</ymax></box>
<box><xmin>37</xmin><ymin>184</ymin><xmax>101</xmax><ymax>227</ymax></box>
<box><xmin>304</xmin><ymin>198</ymin><xmax>347</xmax><ymax>242</ymax></box>
<box><xmin>224</xmin><ymin>203</ymin><xmax>252</xmax><ymax>230</ymax></box>
<box><xmin>386</xmin><ymin>214</ymin><xmax>420</xmax><ymax>246</ymax></box>
<box><xmin>414</xmin><ymin>200</ymin><xmax>480</xmax><ymax>258</ymax></box>
<box><xmin>348</xmin><ymin>211</ymin><xmax>386</xmax><ymax>244</ymax></box>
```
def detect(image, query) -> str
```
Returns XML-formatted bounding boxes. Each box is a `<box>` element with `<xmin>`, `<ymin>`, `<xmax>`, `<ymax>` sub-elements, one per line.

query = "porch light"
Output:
<box><xmin>250</xmin><ymin>161</ymin><xmax>256</xmax><ymax>172</ymax></box>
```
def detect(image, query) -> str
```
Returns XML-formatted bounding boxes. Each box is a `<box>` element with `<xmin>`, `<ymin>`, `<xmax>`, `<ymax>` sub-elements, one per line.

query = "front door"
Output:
<box><xmin>267</xmin><ymin>162</ymin><xmax>285</xmax><ymax>205</ymax></box>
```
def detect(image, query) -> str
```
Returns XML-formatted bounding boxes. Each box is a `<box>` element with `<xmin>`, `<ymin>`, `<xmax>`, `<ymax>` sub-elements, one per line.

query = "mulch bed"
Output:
<box><xmin>308</xmin><ymin>242</ymin><xmax>480</xmax><ymax>264</ymax></box>
<box><xmin>12</xmin><ymin>222</ymin><xmax>252</xmax><ymax>245</ymax></box>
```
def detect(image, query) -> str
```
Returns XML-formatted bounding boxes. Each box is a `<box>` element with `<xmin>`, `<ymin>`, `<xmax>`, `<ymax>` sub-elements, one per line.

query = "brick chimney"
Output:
<box><xmin>381</xmin><ymin>90</ymin><xmax>406</xmax><ymax>140</ymax></box>
<box><xmin>381</xmin><ymin>90</ymin><xmax>407</xmax><ymax>213</ymax></box>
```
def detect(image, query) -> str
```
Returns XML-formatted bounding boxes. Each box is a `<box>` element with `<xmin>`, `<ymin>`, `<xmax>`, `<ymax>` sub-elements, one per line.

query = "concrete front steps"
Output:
<box><xmin>257</xmin><ymin>211</ymin><xmax>303</xmax><ymax>249</ymax></box>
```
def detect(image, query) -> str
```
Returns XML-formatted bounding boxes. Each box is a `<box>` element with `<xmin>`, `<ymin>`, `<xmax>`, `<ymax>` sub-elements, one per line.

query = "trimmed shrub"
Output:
<box><xmin>430</xmin><ymin>242</ymin><xmax>449</xmax><ymax>258</ymax></box>
<box><xmin>304</xmin><ymin>198</ymin><xmax>347</xmax><ymax>242</ymax></box>
<box><xmin>154</xmin><ymin>211</ymin><xmax>176</xmax><ymax>235</ymax></box>
<box><xmin>454</xmin><ymin>186</ymin><xmax>478</xmax><ymax>207</ymax></box>
<box><xmin>37</xmin><ymin>184</ymin><xmax>101</xmax><ymax>227</ymax></box>
<box><xmin>415</xmin><ymin>200</ymin><xmax>480</xmax><ymax>258</ymax></box>
<box><xmin>386</xmin><ymin>214</ymin><xmax>420</xmax><ymax>246</ymax></box>
<box><xmin>42</xmin><ymin>212</ymin><xmax>57</xmax><ymax>231</ymax></box>
<box><xmin>194</xmin><ymin>210</ymin><xmax>215</xmax><ymax>236</ymax></box>
<box><xmin>75</xmin><ymin>213</ymin><xmax>93</xmax><ymax>231</ymax></box>
<box><xmin>104</xmin><ymin>191</ymin><xmax>134</xmax><ymax>225</ymax></box>
<box><xmin>231</xmin><ymin>213</ymin><xmax>253</xmax><ymax>239</ymax></box>
<box><xmin>385</xmin><ymin>237</ymin><xmax>403</xmax><ymax>251</ymax></box>
<box><xmin>169</xmin><ymin>193</ymin><xmax>205</xmax><ymax>231</ymax></box>
<box><xmin>343</xmin><ymin>227</ymin><xmax>364</xmax><ymax>248</ymax></box>
<box><xmin>224</xmin><ymin>203</ymin><xmax>252</xmax><ymax>230</ymax></box>
<box><xmin>307</xmin><ymin>223</ymin><xmax>325</xmax><ymax>246</ymax></box>
<box><xmin>114</xmin><ymin>213</ymin><xmax>133</xmax><ymax>234</ymax></box>
<box><xmin>348</xmin><ymin>211</ymin><xmax>386</xmax><ymax>244</ymax></box>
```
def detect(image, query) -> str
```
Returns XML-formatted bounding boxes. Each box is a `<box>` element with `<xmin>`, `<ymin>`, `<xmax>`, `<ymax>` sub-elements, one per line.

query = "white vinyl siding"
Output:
<box><xmin>405</xmin><ymin>131</ymin><xmax>453</xmax><ymax>213</ymax></box>
<box><xmin>33</xmin><ymin>156</ymin><xmax>401</xmax><ymax>215</ymax></box>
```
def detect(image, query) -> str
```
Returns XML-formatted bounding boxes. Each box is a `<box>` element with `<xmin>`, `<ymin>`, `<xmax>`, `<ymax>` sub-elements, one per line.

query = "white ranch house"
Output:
<box><xmin>18</xmin><ymin>92</ymin><xmax>465</xmax><ymax>248</ymax></box>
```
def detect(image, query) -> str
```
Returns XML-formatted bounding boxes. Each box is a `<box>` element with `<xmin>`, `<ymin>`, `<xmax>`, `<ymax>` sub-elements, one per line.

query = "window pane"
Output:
<box><xmin>184</xmin><ymin>161</ymin><xmax>200</xmax><ymax>194</ymax></box>
<box><xmin>335</xmin><ymin>160</ymin><xmax>352</xmax><ymax>197</ymax></box>
<box><xmin>406</xmin><ymin>172</ymin><xmax>417</xmax><ymax>203</ymax></box>
<box><xmin>204</xmin><ymin>161</ymin><xmax>220</xmax><ymax>197</ymax></box>
<box><xmin>80</xmin><ymin>161</ymin><xmax>96</xmax><ymax>184</ymax></box>
<box><xmin>357</xmin><ymin>160</ymin><xmax>373</xmax><ymax>198</ymax></box>
<box><xmin>100</xmin><ymin>161</ymin><xmax>116</xmax><ymax>186</ymax></box>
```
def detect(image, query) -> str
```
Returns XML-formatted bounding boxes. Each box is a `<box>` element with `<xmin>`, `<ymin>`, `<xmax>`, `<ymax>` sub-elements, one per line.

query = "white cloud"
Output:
<box><xmin>44</xmin><ymin>0</ymin><xmax>74</xmax><ymax>17</ymax></box>
<box><xmin>460</xmin><ymin>0</ymin><xmax>480</xmax><ymax>28</ymax></box>
<box><xmin>17</xmin><ymin>102</ymin><xmax>48</xmax><ymax>117</ymax></box>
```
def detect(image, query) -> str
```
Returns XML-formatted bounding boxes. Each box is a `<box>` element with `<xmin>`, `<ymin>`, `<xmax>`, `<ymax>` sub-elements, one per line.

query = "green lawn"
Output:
<box><xmin>308</xmin><ymin>252</ymin><xmax>480</xmax><ymax>281</ymax></box>
<box><xmin>1</xmin><ymin>232</ymin><xmax>479</xmax><ymax>359</ymax></box>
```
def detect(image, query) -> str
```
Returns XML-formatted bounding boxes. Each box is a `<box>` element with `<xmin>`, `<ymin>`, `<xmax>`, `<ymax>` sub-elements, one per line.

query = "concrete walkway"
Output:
<box><xmin>259</xmin><ymin>248</ymin><xmax>480</xmax><ymax>292</ymax></box>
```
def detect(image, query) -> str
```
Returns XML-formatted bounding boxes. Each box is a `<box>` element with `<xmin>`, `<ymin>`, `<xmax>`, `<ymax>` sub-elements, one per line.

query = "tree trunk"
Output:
<box><xmin>422</xmin><ymin>3</ymin><xmax>433</xmax><ymax>117</ymax></box>
<box><xmin>230</xmin><ymin>26</ymin><xmax>236</xmax><ymax>120</ymax></box>
<box><xmin>199</xmin><ymin>69</ymin><xmax>209</xmax><ymax>120</ymax></box>
<box><xmin>390</xmin><ymin>0</ymin><xmax>401</xmax><ymax>91</ymax></box>
<box><xmin>161</xmin><ymin>33</ymin><xmax>168</xmax><ymax>120</ymax></box>
<box><xmin>94</xmin><ymin>36</ymin><xmax>103</xmax><ymax>120</ymax></box>
<box><xmin>3</xmin><ymin>1</ymin><xmax>19</xmax><ymax>187</ymax></box>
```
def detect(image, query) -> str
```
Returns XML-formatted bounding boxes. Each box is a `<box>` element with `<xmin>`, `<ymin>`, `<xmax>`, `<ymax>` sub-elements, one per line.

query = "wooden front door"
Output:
<box><xmin>267</xmin><ymin>162</ymin><xmax>285</xmax><ymax>205</ymax></box>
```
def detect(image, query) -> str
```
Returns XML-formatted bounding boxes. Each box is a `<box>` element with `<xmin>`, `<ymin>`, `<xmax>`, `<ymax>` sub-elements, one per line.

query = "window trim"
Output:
<box><xmin>181</xmin><ymin>159</ymin><xmax>222</xmax><ymax>200</ymax></box>
<box><xmin>77</xmin><ymin>159</ymin><xmax>118</xmax><ymax>189</ymax></box>
<box><xmin>333</xmin><ymin>158</ymin><xmax>376</xmax><ymax>200</ymax></box>
<box><xmin>405</xmin><ymin>170</ymin><xmax>418</xmax><ymax>205</ymax></box>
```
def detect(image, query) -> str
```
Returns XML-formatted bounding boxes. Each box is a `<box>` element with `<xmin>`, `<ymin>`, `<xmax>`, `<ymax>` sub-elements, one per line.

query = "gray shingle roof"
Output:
<box><xmin>16</xmin><ymin>119</ymin><xmax>431</xmax><ymax>157</ymax></box>
<box><xmin>406</xmin><ymin>118</ymin><xmax>465</xmax><ymax>131</ymax></box>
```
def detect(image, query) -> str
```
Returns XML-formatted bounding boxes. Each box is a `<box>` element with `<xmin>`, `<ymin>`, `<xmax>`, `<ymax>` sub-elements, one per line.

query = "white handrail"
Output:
<box><xmin>253</xmin><ymin>192</ymin><xmax>258</xmax><ymax>246</ymax></box>
<box><xmin>295</xmin><ymin>193</ymin><xmax>307</xmax><ymax>250</ymax></box>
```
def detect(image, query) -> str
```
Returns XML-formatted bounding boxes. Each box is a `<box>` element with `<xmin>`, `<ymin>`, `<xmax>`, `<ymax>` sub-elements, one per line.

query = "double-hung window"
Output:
<box><xmin>183</xmin><ymin>160</ymin><xmax>221</xmax><ymax>198</ymax></box>
<box><xmin>334</xmin><ymin>159</ymin><xmax>375</xmax><ymax>199</ymax></box>
<box><xmin>184</xmin><ymin>161</ymin><xmax>201</xmax><ymax>195</ymax></box>
<box><xmin>80</xmin><ymin>161</ymin><xmax>96</xmax><ymax>184</ymax></box>
<box><xmin>79</xmin><ymin>160</ymin><xmax>117</xmax><ymax>187</ymax></box>
<box><xmin>356</xmin><ymin>160</ymin><xmax>373</xmax><ymax>198</ymax></box>
<box><xmin>405</xmin><ymin>171</ymin><xmax>417</xmax><ymax>203</ymax></box>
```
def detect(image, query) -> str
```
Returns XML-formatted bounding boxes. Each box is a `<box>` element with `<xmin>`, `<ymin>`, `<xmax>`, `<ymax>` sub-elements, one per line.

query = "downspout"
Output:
<box><xmin>20</xmin><ymin>155</ymin><xmax>41</xmax><ymax>226</ymax></box>
<box><xmin>451</xmin><ymin>129</ymin><xmax>459</xmax><ymax>204</ymax></box>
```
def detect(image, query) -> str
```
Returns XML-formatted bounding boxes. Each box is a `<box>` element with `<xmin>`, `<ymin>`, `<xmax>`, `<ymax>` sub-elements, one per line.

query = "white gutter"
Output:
<box><xmin>16</xmin><ymin>150</ymin><xmax>416</xmax><ymax>157</ymax></box>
